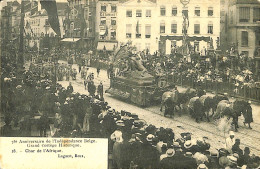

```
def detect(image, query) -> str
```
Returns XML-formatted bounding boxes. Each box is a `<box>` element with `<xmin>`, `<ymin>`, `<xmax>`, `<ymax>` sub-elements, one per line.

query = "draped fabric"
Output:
<box><xmin>40</xmin><ymin>0</ymin><xmax>60</xmax><ymax>36</ymax></box>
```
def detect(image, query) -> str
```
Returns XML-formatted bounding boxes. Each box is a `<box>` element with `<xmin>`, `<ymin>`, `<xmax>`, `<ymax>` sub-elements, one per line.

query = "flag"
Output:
<box><xmin>104</xmin><ymin>26</ymin><xmax>108</xmax><ymax>37</ymax></box>
<box><xmin>40</xmin><ymin>0</ymin><xmax>60</xmax><ymax>36</ymax></box>
<box><xmin>80</xmin><ymin>6</ymin><xmax>87</xmax><ymax>37</ymax></box>
<box><xmin>136</xmin><ymin>21</ymin><xmax>139</xmax><ymax>34</ymax></box>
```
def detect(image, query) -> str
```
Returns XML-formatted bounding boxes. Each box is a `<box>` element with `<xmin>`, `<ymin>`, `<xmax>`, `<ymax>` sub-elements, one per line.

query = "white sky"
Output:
<box><xmin>0</xmin><ymin>0</ymin><xmax>68</xmax><ymax>13</ymax></box>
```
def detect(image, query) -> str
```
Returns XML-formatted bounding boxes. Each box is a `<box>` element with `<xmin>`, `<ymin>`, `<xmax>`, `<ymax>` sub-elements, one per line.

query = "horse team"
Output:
<box><xmin>161</xmin><ymin>88</ymin><xmax>253</xmax><ymax>132</ymax></box>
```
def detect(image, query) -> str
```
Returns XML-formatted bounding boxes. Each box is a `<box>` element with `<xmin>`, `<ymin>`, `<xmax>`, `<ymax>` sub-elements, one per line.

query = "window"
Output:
<box><xmin>208</xmin><ymin>23</ymin><xmax>213</xmax><ymax>34</ymax></box>
<box><xmin>171</xmin><ymin>22</ymin><xmax>177</xmax><ymax>33</ymax></box>
<box><xmin>172</xmin><ymin>7</ymin><xmax>177</xmax><ymax>16</ymax></box>
<box><xmin>111</xmin><ymin>6</ymin><xmax>117</xmax><ymax>12</ymax></box>
<box><xmin>239</xmin><ymin>7</ymin><xmax>250</xmax><ymax>22</ymax></box>
<box><xmin>111</xmin><ymin>31</ymin><xmax>116</xmax><ymax>40</ymax></box>
<box><xmin>253</xmin><ymin>8</ymin><xmax>260</xmax><ymax>22</ymax></box>
<box><xmin>194</xmin><ymin>24</ymin><xmax>200</xmax><ymax>34</ymax></box>
<box><xmin>160</xmin><ymin>21</ymin><xmax>165</xmax><ymax>33</ymax></box>
<box><xmin>101</xmin><ymin>5</ymin><xmax>106</xmax><ymax>12</ymax></box>
<box><xmin>195</xmin><ymin>7</ymin><xmax>200</xmax><ymax>16</ymax></box>
<box><xmin>111</xmin><ymin>19</ymin><xmax>116</xmax><ymax>25</ymax></box>
<box><xmin>194</xmin><ymin>41</ymin><xmax>200</xmax><ymax>52</ymax></box>
<box><xmin>100</xmin><ymin>19</ymin><xmax>106</xmax><ymax>25</ymax></box>
<box><xmin>126</xmin><ymin>24</ymin><xmax>132</xmax><ymax>38</ymax></box>
<box><xmin>136</xmin><ymin>10</ymin><xmax>142</xmax><ymax>17</ymax></box>
<box><xmin>145</xmin><ymin>24</ymin><xmax>151</xmax><ymax>38</ymax></box>
<box><xmin>182</xmin><ymin>8</ymin><xmax>188</xmax><ymax>17</ymax></box>
<box><xmin>208</xmin><ymin>7</ymin><xmax>213</xmax><ymax>16</ymax></box>
<box><xmin>136</xmin><ymin>23</ymin><xmax>141</xmax><ymax>38</ymax></box>
<box><xmin>126</xmin><ymin>10</ymin><xmax>132</xmax><ymax>17</ymax></box>
<box><xmin>146</xmin><ymin>10</ymin><xmax>151</xmax><ymax>17</ymax></box>
<box><xmin>241</xmin><ymin>31</ymin><xmax>248</xmax><ymax>46</ymax></box>
<box><xmin>161</xmin><ymin>6</ymin><xmax>166</xmax><ymax>16</ymax></box>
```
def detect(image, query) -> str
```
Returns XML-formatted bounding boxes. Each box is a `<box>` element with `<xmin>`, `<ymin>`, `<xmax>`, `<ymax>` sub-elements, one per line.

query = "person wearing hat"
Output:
<box><xmin>197</xmin><ymin>163</ymin><xmax>208</xmax><ymax>169</ymax></box>
<box><xmin>226</xmin><ymin>131</ymin><xmax>235</xmax><ymax>154</ymax></box>
<box><xmin>140</xmin><ymin>134</ymin><xmax>159</xmax><ymax>169</ymax></box>
<box><xmin>159</xmin><ymin>149</ymin><xmax>176</xmax><ymax>169</ymax></box>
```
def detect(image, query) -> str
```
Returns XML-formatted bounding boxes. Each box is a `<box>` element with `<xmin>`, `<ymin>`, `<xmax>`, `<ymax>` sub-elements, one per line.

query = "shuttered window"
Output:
<box><xmin>126</xmin><ymin>24</ymin><xmax>132</xmax><ymax>38</ymax></box>
<box><xmin>239</xmin><ymin>7</ymin><xmax>250</xmax><ymax>22</ymax></box>
<box><xmin>253</xmin><ymin>8</ymin><xmax>260</xmax><ymax>22</ymax></box>
<box><xmin>241</xmin><ymin>31</ymin><xmax>248</xmax><ymax>46</ymax></box>
<box><xmin>194</xmin><ymin>24</ymin><xmax>200</xmax><ymax>34</ymax></box>
<box><xmin>171</xmin><ymin>23</ymin><xmax>177</xmax><ymax>33</ymax></box>
<box><xmin>145</xmin><ymin>24</ymin><xmax>151</xmax><ymax>38</ymax></box>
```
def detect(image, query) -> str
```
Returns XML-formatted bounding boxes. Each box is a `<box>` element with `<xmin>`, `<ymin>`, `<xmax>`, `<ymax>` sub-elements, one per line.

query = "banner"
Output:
<box><xmin>40</xmin><ymin>0</ymin><xmax>61</xmax><ymax>36</ymax></box>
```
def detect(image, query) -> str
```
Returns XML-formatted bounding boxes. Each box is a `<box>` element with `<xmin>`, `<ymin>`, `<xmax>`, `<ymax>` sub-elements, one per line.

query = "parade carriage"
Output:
<box><xmin>106</xmin><ymin>45</ymin><xmax>172</xmax><ymax>107</ymax></box>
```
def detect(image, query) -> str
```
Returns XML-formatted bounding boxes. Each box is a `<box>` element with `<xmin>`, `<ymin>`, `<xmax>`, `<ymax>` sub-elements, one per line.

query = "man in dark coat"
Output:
<box><xmin>140</xmin><ymin>134</ymin><xmax>159</xmax><ymax>169</ymax></box>
<box><xmin>159</xmin><ymin>149</ymin><xmax>176</xmax><ymax>169</ymax></box>
<box><xmin>67</xmin><ymin>82</ymin><xmax>73</xmax><ymax>94</ymax></box>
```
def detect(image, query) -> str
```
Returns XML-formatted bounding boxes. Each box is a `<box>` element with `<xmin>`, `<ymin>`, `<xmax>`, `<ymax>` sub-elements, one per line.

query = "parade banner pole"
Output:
<box><xmin>18</xmin><ymin>0</ymin><xmax>25</xmax><ymax>72</ymax></box>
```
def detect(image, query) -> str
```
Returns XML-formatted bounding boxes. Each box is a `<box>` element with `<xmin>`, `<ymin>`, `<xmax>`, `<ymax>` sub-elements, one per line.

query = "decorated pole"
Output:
<box><xmin>180</xmin><ymin>0</ymin><xmax>190</xmax><ymax>59</ymax></box>
<box><xmin>18</xmin><ymin>0</ymin><xmax>25</xmax><ymax>72</ymax></box>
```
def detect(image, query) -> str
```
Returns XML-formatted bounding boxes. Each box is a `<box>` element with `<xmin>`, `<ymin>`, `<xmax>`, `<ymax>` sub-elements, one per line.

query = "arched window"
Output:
<box><xmin>172</xmin><ymin>6</ymin><xmax>177</xmax><ymax>16</ymax></box>
<box><xmin>208</xmin><ymin>7</ymin><xmax>213</xmax><ymax>16</ymax></box>
<box><xmin>160</xmin><ymin>6</ymin><xmax>166</xmax><ymax>16</ymax></box>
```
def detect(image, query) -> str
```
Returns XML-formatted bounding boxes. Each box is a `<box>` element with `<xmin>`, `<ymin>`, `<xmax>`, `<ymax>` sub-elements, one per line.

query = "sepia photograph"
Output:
<box><xmin>0</xmin><ymin>0</ymin><xmax>260</xmax><ymax>168</ymax></box>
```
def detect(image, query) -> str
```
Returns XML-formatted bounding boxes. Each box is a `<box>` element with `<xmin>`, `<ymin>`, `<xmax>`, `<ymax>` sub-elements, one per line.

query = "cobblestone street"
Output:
<box><xmin>56</xmin><ymin>61</ymin><xmax>260</xmax><ymax>156</ymax></box>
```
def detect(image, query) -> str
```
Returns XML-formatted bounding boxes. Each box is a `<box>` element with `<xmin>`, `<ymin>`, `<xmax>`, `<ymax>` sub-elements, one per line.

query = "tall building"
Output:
<box><xmin>226</xmin><ymin>0</ymin><xmax>260</xmax><ymax>57</ymax></box>
<box><xmin>96</xmin><ymin>0</ymin><xmax>118</xmax><ymax>52</ymax></box>
<box><xmin>117</xmin><ymin>0</ymin><xmax>221</xmax><ymax>55</ymax></box>
<box><xmin>63</xmin><ymin>0</ymin><xmax>96</xmax><ymax>52</ymax></box>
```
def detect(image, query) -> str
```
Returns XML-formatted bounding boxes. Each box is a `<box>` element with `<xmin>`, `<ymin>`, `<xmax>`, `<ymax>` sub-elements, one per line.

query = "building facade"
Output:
<box><xmin>117</xmin><ymin>0</ymin><xmax>157</xmax><ymax>54</ymax></box>
<box><xmin>226</xmin><ymin>0</ymin><xmax>260</xmax><ymax>57</ymax></box>
<box><xmin>157</xmin><ymin>0</ymin><xmax>220</xmax><ymax>55</ymax></box>
<box><xmin>63</xmin><ymin>0</ymin><xmax>96</xmax><ymax>52</ymax></box>
<box><xmin>117</xmin><ymin>0</ymin><xmax>220</xmax><ymax>55</ymax></box>
<box><xmin>96</xmin><ymin>0</ymin><xmax>118</xmax><ymax>52</ymax></box>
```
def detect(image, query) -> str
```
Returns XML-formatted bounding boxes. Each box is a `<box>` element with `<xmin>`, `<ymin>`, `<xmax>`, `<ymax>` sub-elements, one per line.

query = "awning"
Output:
<box><xmin>99</xmin><ymin>31</ymin><xmax>106</xmax><ymax>36</ymax></box>
<box><xmin>97</xmin><ymin>42</ymin><xmax>117</xmax><ymax>51</ymax></box>
<box><xmin>61</xmin><ymin>38</ymin><xmax>80</xmax><ymax>42</ymax></box>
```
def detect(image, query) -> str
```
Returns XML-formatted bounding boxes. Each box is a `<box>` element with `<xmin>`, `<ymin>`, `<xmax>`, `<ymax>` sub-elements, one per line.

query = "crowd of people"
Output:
<box><xmin>1</xmin><ymin>48</ymin><xmax>260</xmax><ymax>169</ymax></box>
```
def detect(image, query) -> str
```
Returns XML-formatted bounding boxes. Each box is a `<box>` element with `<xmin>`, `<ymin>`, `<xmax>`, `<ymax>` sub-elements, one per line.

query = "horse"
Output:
<box><xmin>160</xmin><ymin>87</ymin><xmax>197</xmax><ymax>116</ymax></box>
<box><xmin>214</xmin><ymin>100</ymin><xmax>253</xmax><ymax>131</ymax></box>
<box><xmin>188</xmin><ymin>97</ymin><xmax>205</xmax><ymax>123</ymax></box>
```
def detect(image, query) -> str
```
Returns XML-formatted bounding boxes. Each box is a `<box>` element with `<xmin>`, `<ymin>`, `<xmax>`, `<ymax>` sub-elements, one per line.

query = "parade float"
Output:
<box><xmin>106</xmin><ymin>44</ymin><xmax>172</xmax><ymax>107</ymax></box>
